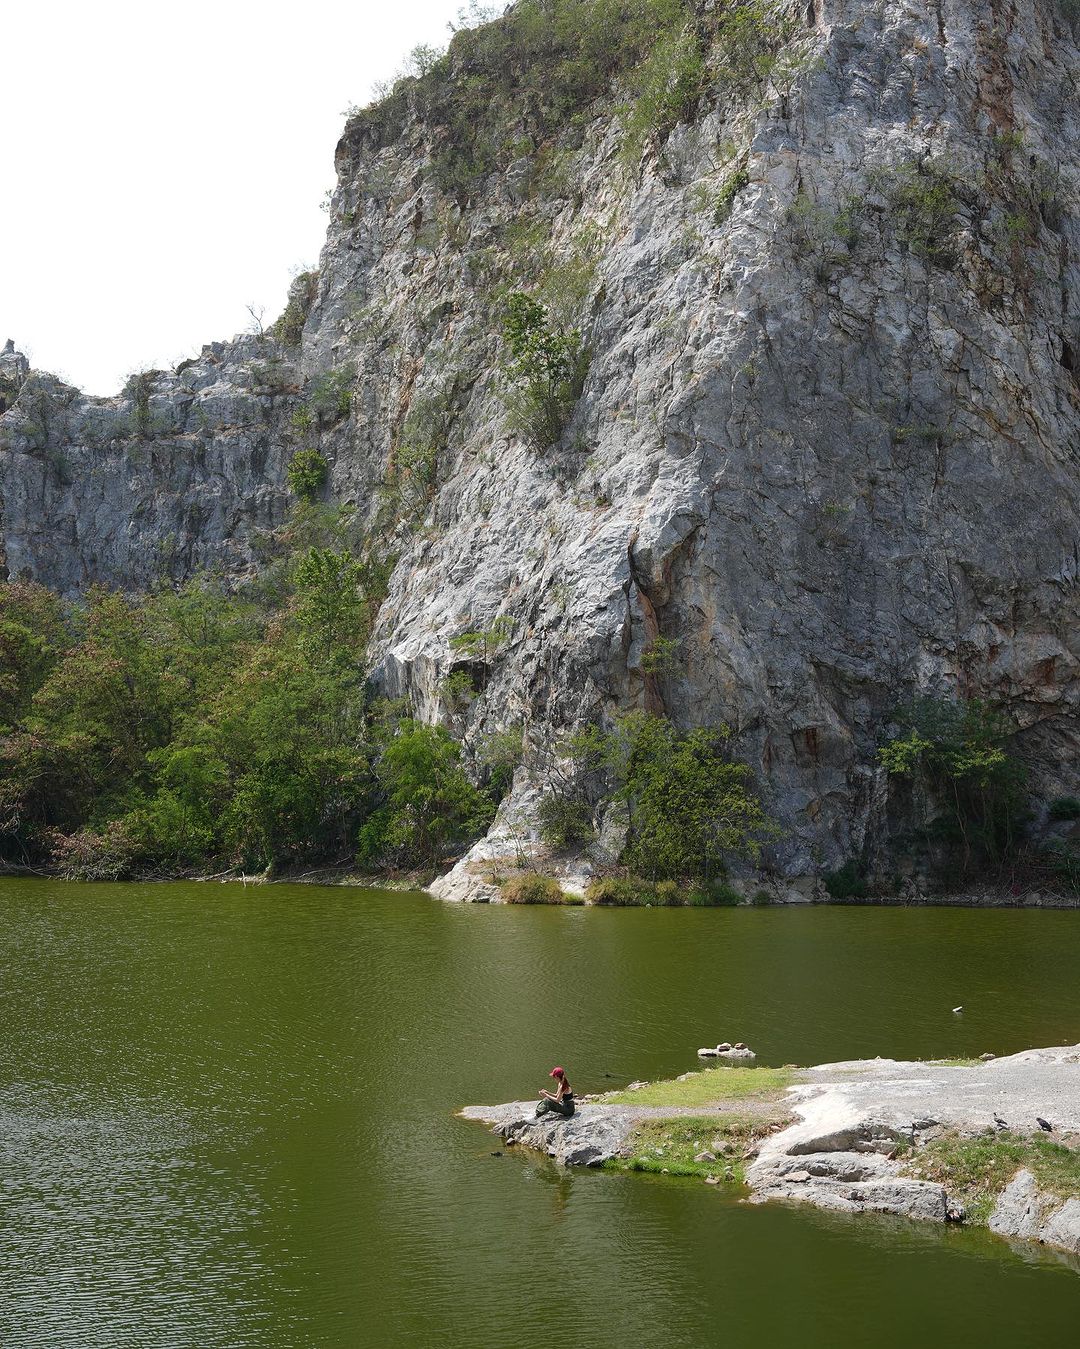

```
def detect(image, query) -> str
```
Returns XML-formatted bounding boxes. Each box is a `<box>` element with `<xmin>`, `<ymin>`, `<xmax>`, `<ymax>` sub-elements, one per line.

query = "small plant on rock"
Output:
<box><xmin>287</xmin><ymin>449</ymin><xmax>329</xmax><ymax>502</ymax></box>
<box><xmin>502</xmin><ymin>292</ymin><xmax>588</xmax><ymax>451</ymax></box>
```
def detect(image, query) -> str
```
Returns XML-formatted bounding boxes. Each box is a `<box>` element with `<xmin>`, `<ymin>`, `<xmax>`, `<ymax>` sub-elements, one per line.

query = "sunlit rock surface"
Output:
<box><xmin>3</xmin><ymin>0</ymin><xmax>1080</xmax><ymax>878</ymax></box>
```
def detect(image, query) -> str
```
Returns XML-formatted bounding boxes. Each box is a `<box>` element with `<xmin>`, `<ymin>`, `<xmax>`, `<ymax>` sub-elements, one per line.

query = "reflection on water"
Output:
<box><xmin>0</xmin><ymin>879</ymin><xmax>1078</xmax><ymax>1347</ymax></box>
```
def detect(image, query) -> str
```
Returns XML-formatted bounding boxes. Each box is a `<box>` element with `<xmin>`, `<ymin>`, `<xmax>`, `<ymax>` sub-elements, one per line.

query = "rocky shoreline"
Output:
<box><xmin>462</xmin><ymin>1046</ymin><xmax>1080</xmax><ymax>1263</ymax></box>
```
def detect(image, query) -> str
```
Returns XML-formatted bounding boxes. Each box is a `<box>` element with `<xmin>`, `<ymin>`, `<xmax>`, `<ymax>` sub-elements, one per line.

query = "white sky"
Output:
<box><xmin>3</xmin><ymin>1</ymin><xmax>487</xmax><ymax>395</ymax></box>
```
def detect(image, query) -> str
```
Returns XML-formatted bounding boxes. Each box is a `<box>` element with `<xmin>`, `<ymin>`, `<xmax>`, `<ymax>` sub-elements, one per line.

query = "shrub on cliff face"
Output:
<box><xmin>502</xmin><ymin>292</ymin><xmax>588</xmax><ymax>449</ymax></box>
<box><xmin>567</xmin><ymin>713</ymin><xmax>773</xmax><ymax>883</ymax></box>
<box><xmin>305</xmin><ymin>368</ymin><xmax>353</xmax><ymax>426</ymax></box>
<box><xmin>873</xmin><ymin>161</ymin><xmax>961</xmax><ymax>268</ymax></box>
<box><xmin>538</xmin><ymin>791</ymin><xmax>595</xmax><ymax>848</ymax></box>
<box><xmin>287</xmin><ymin>449</ymin><xmax>329</xmax><ymax>501</ymax></box>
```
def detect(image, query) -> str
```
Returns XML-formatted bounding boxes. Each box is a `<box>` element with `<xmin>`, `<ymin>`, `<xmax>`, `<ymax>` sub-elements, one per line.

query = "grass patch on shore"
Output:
<box><xmin>902</xmin><ymin>1131</ymin><xmax>1080</xmax><ymax>1223</ymax></box>
<box><xmin>603</xmin><ymin>1065</ymin><xmax>795</xmax><ymax>1108</ymax></box>
<box><xmin>605</xmin><ymin>1113</ymin><xmax>789</xmax><ymax>1184</ymax></box>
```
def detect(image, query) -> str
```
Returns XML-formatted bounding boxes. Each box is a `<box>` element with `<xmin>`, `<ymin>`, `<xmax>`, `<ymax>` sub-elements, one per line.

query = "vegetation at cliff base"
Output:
<box><xmin>0</xmin><ymin>561</ymin><xmax>503</xmax><ymax>880</ymax></box>
<box><xmin>879</xmin><ymin>697</ymin><xmax>1027</xmax><ymax>880</ymax></box>
<box><xmin>556</xmin><ymin>711</ymin><xmax>774</xmax><ymax>883</ymax></box>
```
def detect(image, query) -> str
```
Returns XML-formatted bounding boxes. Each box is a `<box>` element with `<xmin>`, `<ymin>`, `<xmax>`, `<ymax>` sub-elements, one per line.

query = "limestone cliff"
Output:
<box><xmin>3</xmin><ymin>0</ymin><xmax>1080</xmax><ymax>888</ymax></box>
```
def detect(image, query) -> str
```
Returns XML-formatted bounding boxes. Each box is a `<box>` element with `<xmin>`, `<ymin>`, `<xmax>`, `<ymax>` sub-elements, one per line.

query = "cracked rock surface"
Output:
<box><xmin>3</xmin><ymin>0</ymin><xmax>1080</xmax><ymax>880</ymax></box>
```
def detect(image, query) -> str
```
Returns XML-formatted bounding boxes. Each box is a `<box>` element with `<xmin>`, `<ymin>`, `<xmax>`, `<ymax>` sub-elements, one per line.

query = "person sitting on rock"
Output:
<box><xmin>535</xmin><ymin>1066</ymin><xmax>575</xmax><ymax>1118</ymax></box>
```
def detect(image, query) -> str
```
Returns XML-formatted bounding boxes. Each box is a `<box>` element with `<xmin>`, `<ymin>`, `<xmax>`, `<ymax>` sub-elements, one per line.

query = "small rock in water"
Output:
<box><xmin>704</xmin><ymin>1176</ymin><xmax>721</xmax><ymax>1185</ymax></box>
<box><xmin>716</xmin><ymin>1042</ymin><xmax>733</xmax><ymax>1052</ymax></box>
<box><xmin>698</xmin><ymin>1047</ymin><xmax>720</xmax><ymax>1057</ymax></box>
<box><xmin>980</xmin><ymin>1052</ymin><xmax>995</xmax><ymax>1061</ymax></box>
<box><xmin>734</xmin><ymin>1042</ymin><xmax>747</xmax><ymax>1050</ymax></box>
<box><xmin>718</xmin><ymin>1045</ymin><xmax>756</xmax><ymax>1060</ymax></box>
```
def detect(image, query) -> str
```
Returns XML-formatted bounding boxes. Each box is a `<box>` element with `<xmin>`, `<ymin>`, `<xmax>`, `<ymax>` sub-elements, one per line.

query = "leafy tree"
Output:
<box><xmin>879</xmin><ymin>698</ymin><xmax>1027</xmax><ymax>875</ymax></box>
<box><xmin>0</xmin><ymin>581</ymin><xmax>70</xmax><ymax>728</ymax></box>
<box><xmin>566</xmin><ymin>712</ymin><xmax>772</xmax><ymax>880</ymax></box>
<box><xmin>357</xmin><ymin>721</ymin><xmax>494</xmax><ymax>870</ymax></box>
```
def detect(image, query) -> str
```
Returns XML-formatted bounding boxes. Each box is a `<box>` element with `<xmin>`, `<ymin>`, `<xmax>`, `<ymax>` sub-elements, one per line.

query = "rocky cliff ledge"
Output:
<box><xmin>3</xmin><ymin>0</ymin><xmax>1080</xmax><ymax>885</ymax></box>
<box><xmin>464</xmin><ymin>1045</ymin><xmax>1080</xmax><ymax>1260</ymax></box>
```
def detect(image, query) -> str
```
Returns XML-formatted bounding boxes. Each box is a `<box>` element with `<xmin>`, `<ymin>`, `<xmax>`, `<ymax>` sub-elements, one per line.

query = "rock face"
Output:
<box><xmin>3</xmin><ymin>0</ymin><xmax>1080</xmax><ymax>879</ymax></box>
<box><xmin>0</xmin><ymin>338</ymin><xmax>301</xmax><ymax>592</ymax></box>
<box><xmin>991</xmin><ymin>1169</ymin><xmax>1080</xmax><ymax>1255</ymax></box>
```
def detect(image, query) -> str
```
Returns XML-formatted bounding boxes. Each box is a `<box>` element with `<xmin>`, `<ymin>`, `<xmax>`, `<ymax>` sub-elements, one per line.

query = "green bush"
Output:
<box><xmin>640</xmin><ymin>635</ymin><xmax>679</xmax><ymax>675</ymax></box>
<box><xmin>822</xmin><ymin>859</ymin><xmax>869</xmax><ymax>900</ymax></box>
<box><xmin>305</xmin><ymin>368</ymin><xmax>353</xmax><ymax>426</ymax></box>
<box><xmin>287</xmin><ymin>449</ymin><xmax>329</xmax><ymax>502</ymax></box>
<box><xmin>1048</xmin><ymin>796</ymin><xmax>1080</xmax><ymax>822</ymax></box>
<box><xmin>586</xmin><ymin>875</ymin><xmax>654</xmax><ymax>905</ymax></box>
<box><xmin>688</xmin><ymin>880</ymin><xmax>742</xmax><ymax>906</ymax></box>
<box><xmin>569</xmin><ymin>712</ymin><xmax>773</xmax><ymax>883</ymax></box>
<box><xmin>356</xmin><ymin>721</ymin><xmax>494</xmax><ymax>870</ymax></box>
<box><xmin>502</xmin><ymin>292</ymin><xmax>589</xmax><ymax>450</ymax></box>
<box><xmin>538</xmin><ymin>791</ymin><xmax>595</xmax><ymax>847</ymax></box>
<box><xmin>502</xmin><ymin>872</ymin><xmax>566</xmax><ymax>903</ymax></box>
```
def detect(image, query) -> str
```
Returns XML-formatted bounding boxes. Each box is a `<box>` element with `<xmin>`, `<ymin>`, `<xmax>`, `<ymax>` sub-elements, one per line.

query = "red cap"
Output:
<box><xmin>550</xmin><ymin>1066</ymin><xmax>565</xmax><ymax>1078</ymax></box>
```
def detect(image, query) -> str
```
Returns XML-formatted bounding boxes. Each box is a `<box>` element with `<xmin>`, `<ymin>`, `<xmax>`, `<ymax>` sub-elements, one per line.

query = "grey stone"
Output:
<box><xmin>4</xmin><ymin>0</ymin><xmax>1080</xmax><ymax>886</ymax></box>
<box><xmin>991</xmin><ymin>1170</ymin><xmax>1080</xmax><ymax>1256</ymax></box>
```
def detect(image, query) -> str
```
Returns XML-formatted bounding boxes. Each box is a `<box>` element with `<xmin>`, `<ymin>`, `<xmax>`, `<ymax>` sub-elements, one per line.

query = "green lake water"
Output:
<box><xmin>1</xmin><ymin>879</ymin><xmax>1079</xmax><ymax>1347</ymax></box>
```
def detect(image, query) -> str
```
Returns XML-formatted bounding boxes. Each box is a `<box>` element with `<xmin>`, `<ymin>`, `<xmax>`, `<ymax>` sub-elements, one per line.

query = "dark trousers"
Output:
<box><xmin>535</xmin><ymin>1095</ymin><xmax>575</xmax><ymax>1118</ymax></box>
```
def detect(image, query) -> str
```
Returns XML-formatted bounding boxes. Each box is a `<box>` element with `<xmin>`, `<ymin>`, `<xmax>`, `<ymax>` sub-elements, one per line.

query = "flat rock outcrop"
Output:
<box><xmin>461</xmin><ymin>1102</ymin><xmax>639</xmax><ymax>1166</ymax></box>
<box><xmin>991</xmin><ymin>1169</ymin><xmax>1080</xmax><ymax>1255</ymax></box>
<box><xmin>466</xmin><ymin>1045</ymin><xmax>1080</xmax><ymax>1258</ymax></box>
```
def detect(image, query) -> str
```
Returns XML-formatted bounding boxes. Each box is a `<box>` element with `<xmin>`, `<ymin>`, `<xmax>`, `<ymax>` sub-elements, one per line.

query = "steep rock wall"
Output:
<box><xmin>2</xmin><ymin>0</ymin><xmax>1079</xmax><ymax>881</ymax></box>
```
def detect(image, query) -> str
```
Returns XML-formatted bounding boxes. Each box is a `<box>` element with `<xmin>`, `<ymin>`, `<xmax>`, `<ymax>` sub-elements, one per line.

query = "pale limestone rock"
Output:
<box><xmin>3</xmin><ymin>0</ymin><xmax>1080</xmax><ymax>880</ymax></box>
